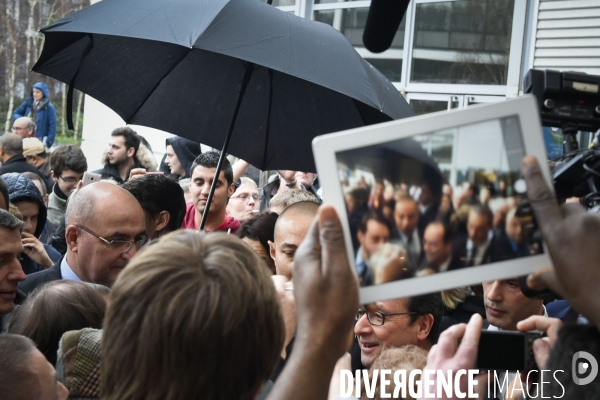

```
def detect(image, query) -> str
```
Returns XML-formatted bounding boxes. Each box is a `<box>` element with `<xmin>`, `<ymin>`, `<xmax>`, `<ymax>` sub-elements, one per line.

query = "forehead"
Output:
<box><xmin>469</xmin><ymin>212</ymin><xmax>490</xmax><ymax>224</ymax></box>
<box><xmin>376</xmin><ymin>298</ymin><xmax>408</xmax><ymax>312</ymax></box>
<box><xmin>166</xmin><ymin>145</ymin><xmax>175</xmax><ymax>153</ymax></box>
<box><xmin>274</xmin><ymin>212</ymin><xmax>314</xmax><ymax>243</ymax></box>
<box><xmin>192</xmin><ymin>166</ymin><xmax>226</xmax><ymax>182</ymax></box>
<box><xmin>110</xmin><ymin>136</ymin><xmax>125</xmax><ymax>147</ymax></box>
<box><xmin>13</xmin><ymin>120</ymin><xmax>27</xmax><ymax>128</ymax></box>
<box><xmin>61</xmin><ymin>169</ymin><xmax>84</xmax><ymax>178</ymax></box>
<box><xmin>0</xmin><ymin>227</ymin><xmax>22</xmax><ymax>254</ymax></box>
<box><xmin>14</xmin><ymin>200</ymin><xmax>39</xmax><ymax>215</ymax></box>
<box><xmin>366</xmin><ymin>219</ymin><xmax>389</xmax><ymax>235</ymax></box>
<box><xmin>396</xmin><ymin>200</ymin><xmax>417</xmax><ymax>213</ymax></box>
<box><xmin>424</xmin><ymin>224</ymin><xmax>443</xmax><ymax>240</ymax></box>
<box><xmin>236</xmin><ymin>182</ymin><xmax>257</xmax><ymax>193</ymax></box>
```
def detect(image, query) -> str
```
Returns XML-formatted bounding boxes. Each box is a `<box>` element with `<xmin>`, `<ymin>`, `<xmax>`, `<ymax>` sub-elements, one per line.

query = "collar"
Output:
<box><xmin>60</xmin><ymin>256</ymin><xmax>83</xmax><ymax>282</ymax></box>
<box><xmin>355</xmin><ymin>247</ymin><xmax>369</xmax><ymax>275</ymax></box>
<box><xmin>438</xmin><ymin>255</ymin><xmax>452</xmax><ymax>272</ymax></box>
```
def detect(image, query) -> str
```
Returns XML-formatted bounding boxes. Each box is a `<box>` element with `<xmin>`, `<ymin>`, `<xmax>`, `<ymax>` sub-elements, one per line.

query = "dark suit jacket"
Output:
<box><xmin>19</xmin><ymin>257</ymin><xmax>63</xmax><ymax>294</ymax></box>
<box><xmin>454</xmin><ymin>235</ymin><xmax>503</xmax><ymax>267</ymax></box>
<box><xmin>0</xmin><ymin>154</ymin><xmax>45</xmax><ymax>181</ymax></box>
<box><xmin>418</xmin><ymin>255</ymin><xmax>464</xmax><ymax>274</ymax></box>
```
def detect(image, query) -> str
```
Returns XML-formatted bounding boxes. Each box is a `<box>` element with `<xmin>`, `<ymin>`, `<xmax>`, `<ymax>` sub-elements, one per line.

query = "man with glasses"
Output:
<box><xmin>20</xmin><ymin>182</ymin><xmax>148</xmax><ymax>292</ymax></box>
<box><xmin>47</xmin><ymin>145</ymin><xmax>88</xmax><ymax>226</ymax></box>
<box><xmin>354</xmin><ymin>293</ymin><xmax>443</xmax><ymax>368</ymax></box>
<box><xmin>226</xmin><ymin>177</ymin><xmax>260</xmax><ymax>223</ymax></box>
<box><xmin>11</xmin><ymin>117</ymin><xmax>36</xmax><ymax>140</ymax></box>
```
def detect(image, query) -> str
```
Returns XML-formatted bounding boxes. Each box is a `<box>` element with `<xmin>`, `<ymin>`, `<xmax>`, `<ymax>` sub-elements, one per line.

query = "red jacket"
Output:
<box><xmin>181</xmin><ymin>204</ymin><xmax>240</xmax><ymax>234</ymax></box>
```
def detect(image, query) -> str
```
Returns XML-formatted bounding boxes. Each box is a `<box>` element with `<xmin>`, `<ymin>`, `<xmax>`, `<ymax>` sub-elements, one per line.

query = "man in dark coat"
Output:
<box><xmin>0</xmin><ymin>134</ymin><xmax>45</xmax><ymax>181</ymax></box>
<box><xmin>20</xmin><ymin>181</ymin><xmax>147</xmax><ymax>294</ymax></box>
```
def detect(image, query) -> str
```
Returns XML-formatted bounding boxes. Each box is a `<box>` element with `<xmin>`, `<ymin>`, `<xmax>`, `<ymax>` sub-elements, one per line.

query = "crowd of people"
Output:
<box><xmin>343</xmin><ymin>169</ymin><xmax>542</xmax><ymax>287</ymax></box>
<box><xmin>0</xmin><ymin>118</ymin><xmax>599</xmax><ymax>400</ymax></box>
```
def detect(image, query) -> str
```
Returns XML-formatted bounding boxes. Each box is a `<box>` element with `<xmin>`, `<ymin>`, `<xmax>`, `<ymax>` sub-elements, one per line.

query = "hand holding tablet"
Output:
<box><xmin>313</xmin><ymin>95</ymin><xmax>554</xmax><ymax>303</ymax></box>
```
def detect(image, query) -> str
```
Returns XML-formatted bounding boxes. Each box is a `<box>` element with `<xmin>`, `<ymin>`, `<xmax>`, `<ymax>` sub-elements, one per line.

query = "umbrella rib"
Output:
<box><xmin>262</xmin><ymin>68</ymin><xmax>274</xmax><ymax>169</ymax></box>
<box><xmin>128</xmin><ymin>45</ymin><xmax>191</xmax><ymax>122</ymax></box>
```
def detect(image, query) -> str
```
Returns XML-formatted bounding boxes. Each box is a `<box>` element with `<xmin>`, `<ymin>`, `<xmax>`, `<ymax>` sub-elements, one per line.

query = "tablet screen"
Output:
<box><xmin>336</xmin><ymin>115</ymin><xmax>544</xmax><ymax>287</ymax></box>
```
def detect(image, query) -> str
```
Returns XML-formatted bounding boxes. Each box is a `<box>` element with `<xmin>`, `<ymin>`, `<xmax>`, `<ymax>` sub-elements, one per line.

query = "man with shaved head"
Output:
<box><xmin>269</xmin><ymin>201</ymin><xmax>319</xmax><ymax>279</ymax></box>
<box><xmin>0</xmin><ymin>133</ymin><xmax>45</xmax><ymax>179</ymax></box>
<box><xmin>20</xmin><ymin>181</ymin><xmax>148</xmax><ymax>292</ymax></box>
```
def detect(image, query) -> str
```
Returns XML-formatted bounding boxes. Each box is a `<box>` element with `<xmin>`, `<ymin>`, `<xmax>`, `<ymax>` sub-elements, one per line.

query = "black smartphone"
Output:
<box><xmin>476</xmin><ymin>330</ymin><xmax>542</xmax><ymax>372</ymax></box>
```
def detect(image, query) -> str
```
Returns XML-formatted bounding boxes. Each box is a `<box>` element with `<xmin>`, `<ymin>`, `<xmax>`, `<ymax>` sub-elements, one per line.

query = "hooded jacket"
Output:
<box><xmin>93</xmin><ymin>142</ymin><xmax>158</xmax><ymax>184</ymax></box>
<box><xmin>4</xmin><ymin>172</ymin><xmax>47</xmax><ymax>238</ymax></box>
<box><xmin>13</xmin><ymin>82</ymin><xmax>57</xmax><ymax>147</ymax></box>
<box><xmin>3</xmin><ymin>173</ymin><xmax>60</xmax><ymax>274</ymax></box>
<box><xmin>165</xmin><ymin>137</ymin><xmax>202</xmax><ymax>179</ymax></box>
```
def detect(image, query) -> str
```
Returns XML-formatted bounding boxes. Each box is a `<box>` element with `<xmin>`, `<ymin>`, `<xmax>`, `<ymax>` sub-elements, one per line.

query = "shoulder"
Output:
<box><xmin>19</xmin><ymin>260</ymin><xmax>63</xmax><ymax>294</ymax></box>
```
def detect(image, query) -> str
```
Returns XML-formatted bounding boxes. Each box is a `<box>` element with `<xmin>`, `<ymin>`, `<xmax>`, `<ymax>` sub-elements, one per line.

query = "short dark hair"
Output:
<box><xmin>427</xmin><ymin>219</ymin><xmax>455</xmax><ymax>244</ymax></box>
<box><xmin>50</xmin><ymin>145</ymin><xmax>88</xmax><ymax>177</ymax></box>
<box><xmin>357</xmin><ymin>210</ymin><xmax>391</xmax><ymax>234</ymax></box>
<box><xmin>121</xmin><ymin>175</ymin><xmax>186</xmax><ymax>233</ymax></box>
<box><xmin>8</xmin><ymin>280</ymin><xmax>110</xmax><ymax>365</ymax></box>
<box><xmin>0</xmin><ymin>177</ymin><xmax>8</xmax><ymax>210</ymax></box>
<box><xmin>407</xmin><ymin>292</ymin><xmax>443</xmax><ymax>344</ymax></box>
<box><xmin>111</xmin><ymin>127</ymin><xmax>140</xmax><ymax>156</ymax></box>
<box><xmin>190</xmin><ymin>151</ymin><xmax>233</xmax><ymax>186</ymax></box>
<box><xmin>545</xmin><ymin>324</ymin><xmax>600</xmax><ymax>398</ymax></box>
<box><xmin>0</xmin><ymin>334</ymin><xmax>39</xmax><ymax>400</ymax></box>
<box><xmin>469</xmin><ymin>204</ymin><xmax>493</xmax><ymax>226</ymax></box>
<box><xmin>237</xmin><ymin>211</ymin><xmax>279</xmax><ymax>259</ymax></box>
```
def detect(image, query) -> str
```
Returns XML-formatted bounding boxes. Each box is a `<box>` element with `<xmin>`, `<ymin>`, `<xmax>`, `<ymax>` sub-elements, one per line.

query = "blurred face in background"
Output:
<box><xmin>226</xmin><ymin>182</ymin><xmax>259</xmax><ymax>222</ymax></box>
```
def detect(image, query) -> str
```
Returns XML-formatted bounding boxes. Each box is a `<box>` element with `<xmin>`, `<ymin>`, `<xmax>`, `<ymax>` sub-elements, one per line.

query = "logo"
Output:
<box><xmin>572</xmin><ymin>351</ymin><xmax>598</xmax><ymax>385</ymax></box>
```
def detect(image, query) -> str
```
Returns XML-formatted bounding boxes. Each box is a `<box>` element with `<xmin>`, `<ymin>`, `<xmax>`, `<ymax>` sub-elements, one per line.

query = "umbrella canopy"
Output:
<box><xmin>33</xmin><ymin>0</ymin><xmax>414</xmax><ymax>172</ymax></box>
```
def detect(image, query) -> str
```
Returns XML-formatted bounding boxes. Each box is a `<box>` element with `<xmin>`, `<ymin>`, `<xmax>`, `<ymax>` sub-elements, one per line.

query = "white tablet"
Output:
<box><xmin>313</xmin><ymin>95</ymin><xmax>553</xmax><ymax>304</ymax></box>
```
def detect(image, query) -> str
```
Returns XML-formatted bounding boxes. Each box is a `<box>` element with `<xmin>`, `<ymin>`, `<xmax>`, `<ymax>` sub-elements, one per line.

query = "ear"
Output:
<box><xmin>416</xmin><ymin>314</ymin><xmax>435</xmax><ymax>341</ymax></box>
<box><xmin>357</xmin><ymin>230</ymin><xmax>365</xmax><ymax>245</ymax></box>
<box><xmin>43</xmin><ymin>194</ymin><xmax>49</xmax><ymax>208</ymax></box>
<box><xmin>227</xmin><ymin>183</ymin><xmax>235</xmax><ymax>198</ymax></box>
<box><xmin>127</xmin><ymin>146</ymin><xmax>135</xmax><ymax>158</ymax></box>
<box><xmin>155</xmin><ymin>210</ymin><xmax>170</xmax><ymax>233</ymax></box>
<box><xmin>268</xmin><ymin>240</ymin><xmax>276</xmax><ymax>262</ymax></box>
<box><xmin>51</xmin><ymin>170</ymin><xmax>58</xmax><ymax>182</ymax></box>
<box><xmin>65</xmin><ymin>225</ymin><xmax>80</xmax><ymax>253</ymax></box>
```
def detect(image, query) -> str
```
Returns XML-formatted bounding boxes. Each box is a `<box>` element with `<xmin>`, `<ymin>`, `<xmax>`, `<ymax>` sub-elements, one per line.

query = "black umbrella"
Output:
<box><xmin>33</xmin><ymin>0</ymin><xmax>414</xmax><ymax>229</ymax></box>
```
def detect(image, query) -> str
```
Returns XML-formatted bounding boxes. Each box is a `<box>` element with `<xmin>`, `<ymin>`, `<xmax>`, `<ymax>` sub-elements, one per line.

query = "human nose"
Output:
<box><xmin>486</xmin><ymin>281</ymin><xmax>503</xmax><ymax>302</ymax></box>
<box><xmin>354</xmin><ymin>312</ymin><xmax>372</xmax><ymax>335</ymax></box>
<box><xmin>8</xmin><ymin>258</ymin><xmax>26</xmax><ymax>283</ymax></box>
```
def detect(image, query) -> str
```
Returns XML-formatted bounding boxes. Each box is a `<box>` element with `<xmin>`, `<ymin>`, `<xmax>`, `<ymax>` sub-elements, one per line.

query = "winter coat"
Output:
<box><xmin>3</xmin><ymin>172</ymin><xmax>48</xmax><ymax>238</ymax></box>
<box><xmin>165</xmin><ymin>137</ymin><xmax>202</xmax><ymax>179</ymax></box>
<box><xmin>93</xmin><ymin>142</ymin><xmax>157</xmax><ymax>184</ymax></box>
<box><xmin>3</xmin><ymin>172</ymin><xmax>60</xmax><ymax>274</ymax></box>
<box><xmin>13</xmin><ymin>82</ymin><xmax>57</xmax><ymax>147</ymax></box>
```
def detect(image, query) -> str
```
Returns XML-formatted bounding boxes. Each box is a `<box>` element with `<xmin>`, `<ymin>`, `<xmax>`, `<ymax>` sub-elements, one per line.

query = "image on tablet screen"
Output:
<box><xmin>336</xmin><ymin>115</ymin><xmax>544</xmax><ymax>287</ymax></box>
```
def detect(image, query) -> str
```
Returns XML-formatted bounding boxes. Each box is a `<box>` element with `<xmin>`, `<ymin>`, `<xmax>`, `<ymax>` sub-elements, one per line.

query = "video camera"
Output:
<box><xmin>524</xmin><ymin>69</ymin><xmax>600</xmax><ymax>210</ymax></box>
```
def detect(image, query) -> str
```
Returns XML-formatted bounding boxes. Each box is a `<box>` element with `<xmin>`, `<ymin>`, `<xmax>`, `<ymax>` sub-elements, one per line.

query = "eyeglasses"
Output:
<box><xmin>355</xmin><ymin>308</ymin><xmax>417</xmax><ymax>326</ymax></box>
<box><xmin>12</xmin><ymin>126</ymin><xmax>25</xmax><ymax>131</ymax></box>
<box><xmin>76</xmin><ymin>225</ymin><xmax>150</xmax><ymax>253</ymax></box>
<box><xmin>59</xmin><ymin>176</ymin><xmax>79</xmax><ymax>184</ymax></box>
<box><xmin>230</xmin><ymin>193</ymin><xmax>262</xmax><ymax>202</ymax></box>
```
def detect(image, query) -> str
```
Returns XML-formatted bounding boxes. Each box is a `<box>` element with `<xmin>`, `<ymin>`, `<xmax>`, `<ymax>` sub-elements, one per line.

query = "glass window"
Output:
<box><xmin>271</xmin><ymin>0</ymin><xmax>295</xmax><ymax>5</ymax></box>
<box><xmin>410</xmin><ymin>0</ymin><xmax>514</xmax><ymax>85</ymax></box>
<box><xmin>410</xmin><ymin>99</ymin><xmax>449</xmax><ymax>115</ymax></box>
<box><xmin>314</xmin><ymin>7</ymin><xmax>406</xmax><ymax>82</ymax></box>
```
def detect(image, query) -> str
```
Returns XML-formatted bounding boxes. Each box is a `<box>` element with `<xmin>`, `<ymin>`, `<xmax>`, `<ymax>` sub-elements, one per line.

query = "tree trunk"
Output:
<box><xmin>74</xmin><ymin>90</ymin><xmax>84</xmax><ymax>140</ymax></box>
<box><xmin>61</xmin><ymin>83</ymin><xmax>67</xmax><ymax>136</ymax></box>
<box><xmin>4</xmin><ymin>0</ymin><xmax>20</xmax><ymax>132</ymax></box>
